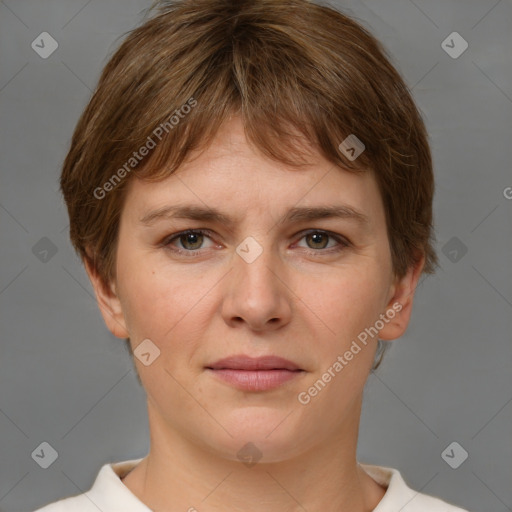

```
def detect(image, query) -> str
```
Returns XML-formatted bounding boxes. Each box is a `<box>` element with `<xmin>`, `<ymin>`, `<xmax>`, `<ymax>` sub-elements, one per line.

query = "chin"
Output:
<box><xmin>207</xmin><ymin>407</ymin><xmax>305</xmax><ymax>464</ymax></box>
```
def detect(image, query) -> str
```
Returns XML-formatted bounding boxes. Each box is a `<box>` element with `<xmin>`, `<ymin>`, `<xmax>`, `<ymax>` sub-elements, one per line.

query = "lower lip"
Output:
<box><xmin>207</xmin><ymin>369</ymin><xmax>303</xmax><ymax>391</ymax></box>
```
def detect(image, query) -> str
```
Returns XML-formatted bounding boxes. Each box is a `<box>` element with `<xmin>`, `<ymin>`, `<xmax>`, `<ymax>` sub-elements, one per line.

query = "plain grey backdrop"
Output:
<box><xmin>1</xmin><ymin>0</ymin><xmax>511</xmax><ymax>510</ymax></box>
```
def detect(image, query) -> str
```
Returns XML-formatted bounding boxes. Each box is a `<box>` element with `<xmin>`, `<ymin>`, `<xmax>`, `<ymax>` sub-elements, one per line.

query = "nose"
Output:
<box><xmin>221</xmin><ymin>241</ymin><xmax>293</xmax><ymax>332</ymax></box>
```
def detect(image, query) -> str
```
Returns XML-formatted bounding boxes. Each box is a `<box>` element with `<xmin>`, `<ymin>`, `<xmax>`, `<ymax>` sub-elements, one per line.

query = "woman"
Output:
<box><xmin>35</xmin><ymin>0</ymin><xmax>470</xmax><ymax>510</ymax></box>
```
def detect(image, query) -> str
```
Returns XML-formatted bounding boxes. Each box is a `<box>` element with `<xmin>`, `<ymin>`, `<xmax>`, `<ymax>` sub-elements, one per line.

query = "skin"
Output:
<box><xmin>86</xmin><ymin>115</ymin><xmax>424</xmax><ymax>511</ymax></box>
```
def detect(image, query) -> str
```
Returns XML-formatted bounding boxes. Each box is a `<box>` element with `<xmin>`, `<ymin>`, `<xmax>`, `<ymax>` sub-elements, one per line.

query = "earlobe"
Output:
<box><xmin>378</xmin><ymin>253</ymin><xmax>426</xmax><ymax>341</ymax></box>
<box><xmin>83</xmin><ymin>256</ymin><xmax>129</xmax><ymax>339</ymax></box>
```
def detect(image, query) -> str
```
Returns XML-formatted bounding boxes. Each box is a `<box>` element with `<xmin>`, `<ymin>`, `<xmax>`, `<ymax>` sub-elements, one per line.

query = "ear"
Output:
<box><xmin>378</xmin><ymin>252</ymin><xmax>425</xmax><ymax>341</ymax></box>
<box><xmin>84</xmin><ymin>256</ymin><xmax>129</xmax><ymax>339</ymax></box>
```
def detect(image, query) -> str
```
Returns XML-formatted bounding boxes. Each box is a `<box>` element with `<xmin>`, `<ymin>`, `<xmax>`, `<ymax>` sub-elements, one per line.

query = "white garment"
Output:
<box><xmin>33</xmin><ymin>458</ymin><xmax>471</xmax><ymax>511</ymax></box>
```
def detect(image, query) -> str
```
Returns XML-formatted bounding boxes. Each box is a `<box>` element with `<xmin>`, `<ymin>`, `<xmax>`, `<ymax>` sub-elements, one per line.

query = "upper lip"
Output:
<box><xmin>206</xmin><ymin>355</ymin><xmax>302</xmax><ymax>371</ymax></box>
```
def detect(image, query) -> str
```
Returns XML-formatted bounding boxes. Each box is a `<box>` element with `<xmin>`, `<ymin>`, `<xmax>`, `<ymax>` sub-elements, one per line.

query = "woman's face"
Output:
<box><xmin>90</xmin><ymin>116</ymin><xmax>421</xmax><ymax>463</ymax></box>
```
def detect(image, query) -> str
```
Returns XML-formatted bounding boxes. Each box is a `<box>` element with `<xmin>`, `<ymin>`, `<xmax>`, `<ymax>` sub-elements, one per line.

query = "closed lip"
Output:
<box><xmin>206</xmin><ymin>355</ymin><xmax>302</xmax><ymax>371</ymax></box>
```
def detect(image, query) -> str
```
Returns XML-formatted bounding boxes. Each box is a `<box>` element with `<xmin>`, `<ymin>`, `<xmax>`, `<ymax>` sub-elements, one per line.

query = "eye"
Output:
<box><xmin>294</xmin><ymin>230</ymin><xmax>350</xmax><ymax>254</ymax></box>
<box><xmin>160</xmin><ymin>228</ymin><xmax>350</xmax><ymax>258</ymax></box>
<box><xmin>162</xmin><ymin>229</ymin><xmax>215</xmax><ymax>256</ymax></box>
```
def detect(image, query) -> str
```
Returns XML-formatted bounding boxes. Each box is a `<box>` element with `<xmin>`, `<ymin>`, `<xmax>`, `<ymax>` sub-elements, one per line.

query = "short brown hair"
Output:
<box><xmin>61</xmin><ymin>0</ymin><xmax>438</xmax><ymax>294</ymax></box>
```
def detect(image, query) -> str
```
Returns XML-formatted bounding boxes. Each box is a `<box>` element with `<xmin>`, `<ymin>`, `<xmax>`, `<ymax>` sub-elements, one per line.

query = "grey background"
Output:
<box><xmin>1</xmin><ymin>0</ymin><xmax>511</xmax><ymax>510</ymax></box>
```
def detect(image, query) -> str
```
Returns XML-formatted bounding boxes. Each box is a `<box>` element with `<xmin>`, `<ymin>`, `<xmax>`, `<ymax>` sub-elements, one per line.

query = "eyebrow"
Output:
<box><xmin>139</xmin><ymin>204</ymin><xmax>370</xmax><ymax>228</ymax></box>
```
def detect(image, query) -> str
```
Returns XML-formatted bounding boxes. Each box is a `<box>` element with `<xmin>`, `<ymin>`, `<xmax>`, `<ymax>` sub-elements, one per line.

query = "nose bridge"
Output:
<box><xmin>234</xmin><ymin>234</ymin><xmax>281</xmax><ymax>298</ymax></box>
<box><xmin>222</xmin><ymin>233</ymin><xmax>292</xmax><ymax>329</ymax></box>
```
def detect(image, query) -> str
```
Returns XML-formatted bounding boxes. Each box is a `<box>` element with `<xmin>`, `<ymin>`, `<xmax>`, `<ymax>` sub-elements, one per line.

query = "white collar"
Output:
<box><xmin>42</xmin><ymin>458</ymin><xmax>467</xmax><ymax>511</ymax></box>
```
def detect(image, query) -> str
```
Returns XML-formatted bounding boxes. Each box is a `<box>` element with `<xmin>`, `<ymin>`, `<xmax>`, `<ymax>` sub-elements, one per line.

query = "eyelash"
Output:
<box><xmin>160</xmin><ymin>229</ymin><xmax>350</xmax><ymax>258</ymax></box>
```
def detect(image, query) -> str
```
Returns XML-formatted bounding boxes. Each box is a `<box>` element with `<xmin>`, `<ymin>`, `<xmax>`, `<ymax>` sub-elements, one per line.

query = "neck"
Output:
<box><xmin>121</xmin><ymin>398</ymin><xmax>386</xmax><ymax>512</ymax></box>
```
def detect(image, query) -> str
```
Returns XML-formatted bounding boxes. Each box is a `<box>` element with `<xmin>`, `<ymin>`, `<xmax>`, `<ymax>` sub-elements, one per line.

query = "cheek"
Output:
<box><xmin>297</xmin><ymin>266</ymin><xmax>388</xmax><ymax>342</ymax></box>
<box><xmin>117</xmin><ymin>259</ymin><xmax>213</xmax><ymax>349</ymax></box>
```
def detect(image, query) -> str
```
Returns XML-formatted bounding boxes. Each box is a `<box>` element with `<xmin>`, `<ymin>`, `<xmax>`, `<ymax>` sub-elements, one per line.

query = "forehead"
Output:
<box><xmin>123</xmin><ymin>117</ymin><xmax>385</xmax><ymax>231</ymax></box>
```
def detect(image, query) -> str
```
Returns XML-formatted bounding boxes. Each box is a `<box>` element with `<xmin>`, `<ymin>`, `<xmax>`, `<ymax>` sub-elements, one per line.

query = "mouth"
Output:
<box><xmin>205</xmin><ymin>355</ymin><xmax>305</xmax><ymax>391</ymax></box>
<box><xmin>207</xmin><ymin>354</ymin><xmax>302</xmax><ymax>371</ymax></box>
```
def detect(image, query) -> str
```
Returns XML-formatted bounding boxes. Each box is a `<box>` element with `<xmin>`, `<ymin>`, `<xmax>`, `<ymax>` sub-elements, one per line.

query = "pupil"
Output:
<box><xmin>309</xmin><ymin>232</ymin><xmax>327</xmax><ymax>249</ymax></box>
<box><xmin>183</xmin><ymin>233</ymin><xmax>202</xmax><ymax>249</ymax></box>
